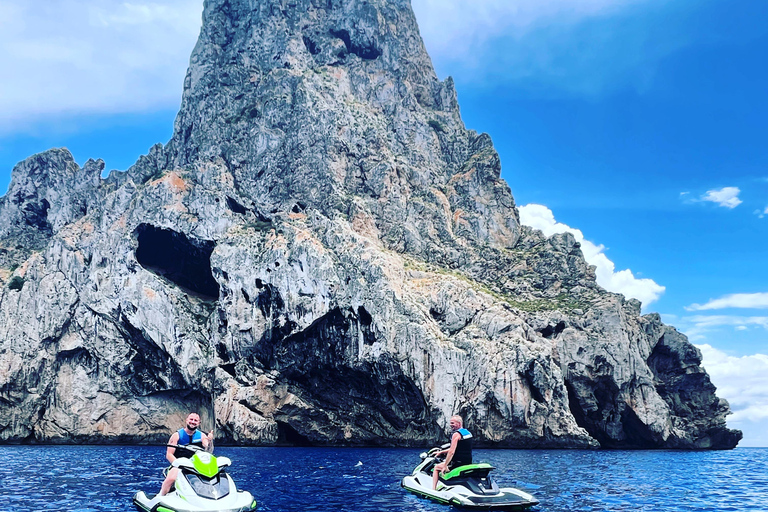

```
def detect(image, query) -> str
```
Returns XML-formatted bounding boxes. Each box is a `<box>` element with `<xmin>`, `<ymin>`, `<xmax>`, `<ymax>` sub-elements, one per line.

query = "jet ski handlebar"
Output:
<box><xmin>166</xmin><ymin>443</ymin><xmax>205</xmax><ymax>452</ymax></box>
<box><xmin>424</xmin><ymin>445</ymin><xmax>451</xmax><ymax>460</ymax></box>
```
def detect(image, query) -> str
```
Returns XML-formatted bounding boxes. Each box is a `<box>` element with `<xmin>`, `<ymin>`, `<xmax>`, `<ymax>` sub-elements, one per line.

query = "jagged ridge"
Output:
<box><xmin>0</xmin><ymin>0</ymin><xmax>740</xmax><ymax>449</ymax></box>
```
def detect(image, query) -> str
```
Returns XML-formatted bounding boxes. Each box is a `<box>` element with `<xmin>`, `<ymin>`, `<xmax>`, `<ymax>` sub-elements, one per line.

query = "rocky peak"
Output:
<box><xmin>0</xmin><ymin>0</ymin><xmax>740</xmax><ymax>449</ymax></box>
<box><xmin>164</xmin><ymin>0</ymin><xmax>518</xmax><ymax>263</ymax></box>
<box><xmin>0</xmin><ymin>149</ymin><xmax>101</xmax><ymax>269</ymax></box>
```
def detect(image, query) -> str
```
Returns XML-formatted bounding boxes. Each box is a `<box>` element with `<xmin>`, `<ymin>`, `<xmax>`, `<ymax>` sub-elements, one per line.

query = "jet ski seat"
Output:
<box><xmin>442</xmin><ymin>463</ymin><xmax>495</xmax><ymax>481</ymax></box>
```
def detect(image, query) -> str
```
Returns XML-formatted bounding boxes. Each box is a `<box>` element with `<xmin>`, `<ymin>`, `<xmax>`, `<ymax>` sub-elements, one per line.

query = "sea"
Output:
<box><xmin>0</xmin><ymin>446</ymin><xmax>765</xmax><ymax>511</ymax></box>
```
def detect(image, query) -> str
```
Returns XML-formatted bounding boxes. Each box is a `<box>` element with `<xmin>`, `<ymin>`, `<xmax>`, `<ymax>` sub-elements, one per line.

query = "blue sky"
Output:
<box><xmin>1</xmin><ymin>0</ymin><xmax>766</xmax><ymax>446</ymax></box>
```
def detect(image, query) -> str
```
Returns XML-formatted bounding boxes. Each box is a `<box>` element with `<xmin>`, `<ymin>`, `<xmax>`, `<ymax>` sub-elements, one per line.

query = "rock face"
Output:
<box><xmin>0</xmin><ymin>0</ymin><xmax>740</xmax><ymax>449</ymax></box>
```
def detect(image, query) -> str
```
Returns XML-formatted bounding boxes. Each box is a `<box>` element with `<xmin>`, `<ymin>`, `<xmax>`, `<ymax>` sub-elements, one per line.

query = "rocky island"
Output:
<box><xmin>0</xmin><ymin>0</ymin><xmax>741</xmax><ymax>449</ymax></box>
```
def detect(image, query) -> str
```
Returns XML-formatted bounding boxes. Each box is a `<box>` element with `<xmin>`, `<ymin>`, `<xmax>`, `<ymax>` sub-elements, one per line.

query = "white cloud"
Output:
<box><xmin>411</xmin><ymin>0</ymin><xmax>694</xmax><ymax>98</ymax></box>
<box><xmin>0</xmin><ymin>0</ymin><xmax>667</xmax><ymax>130</ymax></box>
<box><xmin>698</xmin><ymin>344</ymin><xmax>768</xmax><ymax>425</ymax></box>
<box><xmin>680</xmin><ymin>315</ymin><xmax>768</xmax><ymax>341</ymax></box>
<box><xmin>91</xmin><ymin>3</ymin><xmax>180</xmax><ymax>27</ymax></box>
<box><xmin>518</xmin><ymin>204</ymin><xmax>665</xmax><ymax>307</ymax></box>
<box><xmin>0</xmin><ymin>0</ymin><xmax>203</xmax><ymax>133</ymax></box>
<box><xmin>688</xmin><ymin>292</ymin><xmax>768</xmax><ymax>311</ymax></box>
<box><xmin>411</xmin><ymin>0</ymin><xmax>644</xmax><ymax>60</ymax></box>
<box><xmin>701</xmin><ymin>187</ymin><xmax>742</xmax><ymax>209</ymax></box>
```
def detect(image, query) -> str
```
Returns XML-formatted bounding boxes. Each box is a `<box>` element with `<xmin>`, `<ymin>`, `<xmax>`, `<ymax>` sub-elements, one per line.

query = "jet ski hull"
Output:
<box><xmin>401</xmin><ymin>456</ymin><xmax>539</xmax><ymax>510</ymax></box>
<box><xmin>133</xmin><ymin>490</ymin><xmax>257</xmax><ymax>512</ymax></box>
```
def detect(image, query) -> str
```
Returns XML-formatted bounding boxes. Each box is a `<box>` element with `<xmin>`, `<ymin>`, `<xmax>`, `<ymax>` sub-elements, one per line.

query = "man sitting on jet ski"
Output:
<box><xmin>159</xmin><ymin>412</ymin><xmax>215</xmax><ymax>496</ymax></box>
<box><xmin>432</xmin><ymin>414</ymin><xmax>473</xmax><ymax>490</ymax></box>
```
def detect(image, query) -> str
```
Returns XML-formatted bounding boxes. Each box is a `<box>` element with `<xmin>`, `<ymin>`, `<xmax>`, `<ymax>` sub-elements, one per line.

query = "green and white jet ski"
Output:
<box><xmin>401</xmin><ymin>446</ymin><xmax>539</xmax><ymax>511</ymax></box>
<box><xmin>133</xmin><ymin>445</ymin><xmax>257</xmax><ymax>512</ymax></box>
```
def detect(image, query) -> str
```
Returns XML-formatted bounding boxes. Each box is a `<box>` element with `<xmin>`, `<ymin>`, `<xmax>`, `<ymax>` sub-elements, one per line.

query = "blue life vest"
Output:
<box><xmin>175</xmin><ymin>428</ymin><xmax>204</xmax><ymax>459</ymax></box>
<box><xmin>453</xmin><ymin>428</ymin><xmax>473</xmax><ymax>466</ymax></box>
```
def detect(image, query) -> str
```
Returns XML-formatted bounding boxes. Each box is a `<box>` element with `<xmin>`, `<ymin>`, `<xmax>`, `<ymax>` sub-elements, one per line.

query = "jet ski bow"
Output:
<box><xmin>133</xmin><ymin>444</ymin><xmax>257</xmax><ymax>512</ymax></box>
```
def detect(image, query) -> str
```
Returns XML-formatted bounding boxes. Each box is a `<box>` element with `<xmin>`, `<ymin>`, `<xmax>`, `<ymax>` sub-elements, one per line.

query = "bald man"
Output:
<box><xmin>433</xmin><ymin>415</ymin><xmax>473</xmax><ymax>490</ymax></box>
<box><xmin>159</xmin><ymin>412</ymin><xmax>214</xmax><ymax>496</ymax></box>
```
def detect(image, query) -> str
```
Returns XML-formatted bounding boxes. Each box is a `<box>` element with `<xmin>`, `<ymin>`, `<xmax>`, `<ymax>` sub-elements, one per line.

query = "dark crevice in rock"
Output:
<box><xmin>20</xmin><ymin>197</ymin><xmax>52</xmax><ymax>233</ymax></box>
<box><xmin>134</xmin><ymin>224</ymin><xmax>219</xmax><ymax>300</ymax></box>
<box><xmin>565</xmin><ymin>373</ymin><xmax>620</xmax><ymax>448</ymax></box>
<box><xmin>56</xmin><ymin>346</ymin><xmax>95</xmax><ymax>369</ymax></box>
<box><xmin>428</xmin><ymin>305</ymin><xmax>473</xmax><ymax>336</ymax></box>
<box><xmin>330</xmin><ymin>29</ymin><xmax>381</xmax><ymax>60</ymax></box>
<box><xmin>276</xmin><ymin>420</ymin><xmax>314</xmax><ymax>446</ymax></box>
<box><xmin>247</xmin><ymin>211</ymin><xmax>274</xmax><ymax>231</ymax></box>
<box><xmin>620</xmin><ymin>398</ymin><xmax>664</xmax><ymax>448</ymax></box>
<box><xmin>118</xmin><ymin>313</ymin><xmax>187</xmax><ymax>396</ymax></box>
<box><xmin>256</xmin><ymin>283</ymin><xmax>284</xmax><ymax>318</ymax></box>
<box><xmin>220</xmin><ymin>363</ymin><xmax>237</xmax><ymax>377</ymax></box>
<box><xmin>565</xmin><ymin>379</ymin><xmax>590</xmax><ymax>439</ymax></box>
<box><xmin>237</xmin><ymin>399</ymin><xmax>265</xmax><ymax>417</ymax></box>
<box><xmin>249</xmin><ymin>284</ymin><xmax>295</xmax><ymax>351</ymax></box>
<box><xmin>428</xmin><ymin>306</ymin><xmax>444</xmax><ymax>323</ymax></box>
<box><xmin>216</xmin><ymin>341</ymin><xmax>232</xmax><ymax>364</ymax></box>
<box><xmin>7</xmin><ymin>276</ymin><xmax>25</xmax><ymax>291</ymax></box>
<box><xmin>217</xmin><ymin>307</ymin><xmax>228</xmax><ymax>335</ymax></box>
<box><xmin>524</xmin><ymin>362</ymin><xmax>545</xmax><ymax>404</ymax></box>
<box><xmin>302</xmin><ymin>36</ymin><xmax>320</xmax><ymax>55</ymax></box>
<box><xmin>226</xmin><ymin>196</ymin><xmax>248</xmax><ymax>214</ymax></box>
<box><xmin>357</xmin><ymin>306</ymin><xmax>375</xmax><ymax>346</ymax></box>
<box><xmin>538</xmin><ymin>321</ymin><xmax>566</xmax><ymax>339</ymax></box>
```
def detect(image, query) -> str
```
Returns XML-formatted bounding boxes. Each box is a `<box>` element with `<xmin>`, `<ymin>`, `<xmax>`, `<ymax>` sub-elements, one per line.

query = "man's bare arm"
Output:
<box><xmin>204</xmin><ymin>430</ymin><xmax>215</xmax><ymax>453</ymax></box>
<box><xmin>166</xmin><ymin>432</ymin><xmax>180</xmax><ymax>463</ymax></box>
<box><xmin>442</xmin><ymin>433</ymin><xmax>461</xmax><ymax>467</ymax></box>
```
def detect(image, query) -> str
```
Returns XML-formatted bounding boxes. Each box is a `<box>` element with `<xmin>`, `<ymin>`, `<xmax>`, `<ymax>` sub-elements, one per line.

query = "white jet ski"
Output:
<box><xmin>133</xmin><ymin>444</ymin><xmax>257</xmax><ymax>512</ymax></box>
<box><xmin>401</xmin><ymin>446</ymin><xmax>539</xmax><ymax>510</ymax></box>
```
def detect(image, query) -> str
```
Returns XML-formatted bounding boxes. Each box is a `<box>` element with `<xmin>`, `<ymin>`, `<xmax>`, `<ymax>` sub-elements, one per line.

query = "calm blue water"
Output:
<box><xmin>0</xmin><ymin>446</ymin><xmax>765</xmax><ymax>511</ymax></box>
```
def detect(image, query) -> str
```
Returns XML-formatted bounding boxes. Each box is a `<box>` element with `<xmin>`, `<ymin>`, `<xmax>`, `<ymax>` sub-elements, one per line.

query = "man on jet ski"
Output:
<box><xmin>432</xmin><ymin>414</ymin><xmax>473</xmax><ymax>490</ymax></box>
<box><xmin>159</xmin><ymin>412</ymin><xmax>215</xmax><ymax>496</ymax></box>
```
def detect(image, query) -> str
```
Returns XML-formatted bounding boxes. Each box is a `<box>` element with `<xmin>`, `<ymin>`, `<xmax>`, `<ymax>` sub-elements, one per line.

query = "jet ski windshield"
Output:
<box><xmin>183</xmin><ymin>470</ymin><xmax>231</xmax><ymax>499</ymax></box>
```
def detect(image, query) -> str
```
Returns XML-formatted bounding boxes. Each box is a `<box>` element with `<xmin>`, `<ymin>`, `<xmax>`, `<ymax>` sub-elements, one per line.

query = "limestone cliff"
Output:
<box><xmin>0</xmin><ymin>0</ymin><xmax>740</xmax><ymax>449</ymax></box>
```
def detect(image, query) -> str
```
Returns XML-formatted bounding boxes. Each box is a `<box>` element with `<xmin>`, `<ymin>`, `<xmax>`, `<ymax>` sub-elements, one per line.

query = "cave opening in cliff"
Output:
<box><xmin>21</xmin><ymin>197</ymin><xmax>52</xmax><ymax>233</ymax></box>
<box><xmin>253</xmin><ymin>307</ymin><xmax>436</xmax><ymax>444</ymax></box>
<box><xmin>134</xmin><ymin>224</ymin><xmax>219</xmax><ymax>300</ymax></box>
<box><xmin>565</xmin><ymin>376</ymin><xmax>619</xmax><ymax>448</ymax></box>
<box><xmin>276</xmin><ymin>421</ymin><xmax>313</xmax><ymax>446</ymax></box>
<box><xmin>565</xmin><ymin>374</ymin><xmax>664</xmax><ymax>449</ymax></box>
<box><xmin>538</xmin><ymin>321</ymin><xmax>566</xmax><ymax>339</ymax></box>
<box><xmin>329</xmin><ymin>29</ymin><xmax>381</xmax><ymax>60</ymax></box>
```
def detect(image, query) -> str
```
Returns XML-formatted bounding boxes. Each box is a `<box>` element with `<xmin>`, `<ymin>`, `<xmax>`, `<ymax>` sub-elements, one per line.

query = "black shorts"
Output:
<box><xmin>448</xmin><ymin>460</ymin><xmax>471</xmax><ymax>470</ymax></box>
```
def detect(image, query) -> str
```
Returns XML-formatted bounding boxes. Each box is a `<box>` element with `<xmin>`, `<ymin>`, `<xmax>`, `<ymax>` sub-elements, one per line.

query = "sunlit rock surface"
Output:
<box><xmin>0</xmin><ymin>0</ymin><xmax>740</xmax><ymax>449</ymax></box>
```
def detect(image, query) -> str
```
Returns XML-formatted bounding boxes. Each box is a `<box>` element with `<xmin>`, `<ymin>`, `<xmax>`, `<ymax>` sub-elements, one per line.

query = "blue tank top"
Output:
<box><xmin>175</xmin><ymin>429</ymin><xmax>204</xmax><ymax>459</ymax></box>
